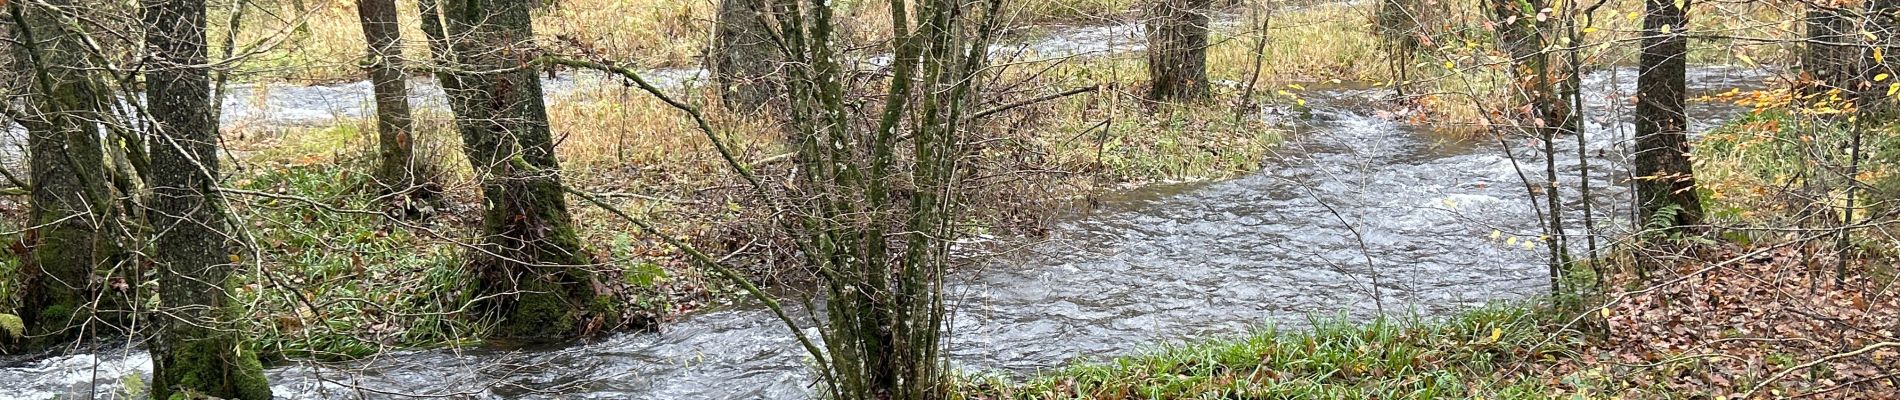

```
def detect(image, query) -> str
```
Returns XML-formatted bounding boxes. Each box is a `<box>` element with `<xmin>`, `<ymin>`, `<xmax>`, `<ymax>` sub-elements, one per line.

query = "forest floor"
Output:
<box><xmin>954</xmin><ymin>243</ymin><xmax>1900</xmax><ymax>399</ymax></box>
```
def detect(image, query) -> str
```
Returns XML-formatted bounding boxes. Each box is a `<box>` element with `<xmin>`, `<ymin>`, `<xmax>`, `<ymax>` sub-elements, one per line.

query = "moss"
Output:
<box><xmin>153</xmin><ymin>333</ymin><xmax>272</xmax><ymax>400</ymax></box>
<box><xmin>490</xmin><ymin>277</ymin><xmax>581</xmax><ymax>339</ymax></box>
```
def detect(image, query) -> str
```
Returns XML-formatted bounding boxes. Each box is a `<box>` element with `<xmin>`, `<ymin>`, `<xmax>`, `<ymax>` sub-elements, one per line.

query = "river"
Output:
<box><xmin>0</xmin><ymin>13</ymin><xmax>1768</xmax><ymax>400</ymax></box>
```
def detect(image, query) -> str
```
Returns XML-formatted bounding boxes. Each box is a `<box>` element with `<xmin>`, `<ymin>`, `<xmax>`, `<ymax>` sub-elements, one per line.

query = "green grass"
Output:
<box><xmin>219</xmin><ymin>134</ymin><xmax>682</xmax><ymax>361</ymax></box>
<box><xmin>953</xmin><ymin>305</ymin><xmax>1594</xmax><ymax>399</ymax></box>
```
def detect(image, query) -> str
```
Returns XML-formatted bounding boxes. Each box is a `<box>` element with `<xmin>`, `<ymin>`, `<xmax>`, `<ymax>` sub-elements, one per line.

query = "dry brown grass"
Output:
<box><xmin>213</xmin><ymin>0</ymin><xmax>1149</xmax><ymax>83</ymax></box>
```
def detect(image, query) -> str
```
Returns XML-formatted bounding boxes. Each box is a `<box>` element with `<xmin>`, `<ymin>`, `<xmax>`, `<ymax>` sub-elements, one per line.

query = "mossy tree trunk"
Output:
<box><xmin>1146</xmin><ymin>0</ymin><xmax>1210</xmax><ymax>101</ymax></box>
<box><xmin>710</xmin><ymin>0</ymin><xmax>783</xmax><ymax>111</ymax></box>
<box><xmin>421</xmin><ymin>0</ymin><xmax>618</xmax><ymax>341</ymax></box>
<box><xmin>1634</xmin><ymin>0</ymin><xmax>1703</xmax><ymax>233</ymax></box>
<box><xmin>357</xmin><ymin>0</ymin><xmax>425</xmax><ymax>199</ymax></box>
<box><xmin>6</xmin><ymin>0</ymin><xmax>128</xmax><ymax>350</ymax></box>
<box><xmin>142</xmin><ymin>0</ymin><xmax>272</xmax><ymax>396</ymax></box>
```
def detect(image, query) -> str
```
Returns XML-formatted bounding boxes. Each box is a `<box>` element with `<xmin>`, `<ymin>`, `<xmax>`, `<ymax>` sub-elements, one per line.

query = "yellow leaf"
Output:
<box><xmin>1878</xmin><ymin>73</ymin><xmax>1891</xmax><ymax>82</ymax></box>
<box><xmin>1661</xmin><ymin>24</ymin><xmax>1672</xmax><ymax>35</ymax></box>
<box><xmin>1522</xmin><ymin>241</ymin><xmax>1536</xmax><ymax>250</ymax></box>
<box><xmin>1442</xmin><ymin>198</ymin><xmax>1457</xmax><ymax>209</ymax></box>
<box><xmin>229</xmin><ymin>254</ymin><xmax>242</xmax><ymax>264</ymax></box>
<box><xmin>1506</xmin><ymin>236</ymin><xmax>1519</xmax><ymax>246</ymax></box>
<box><xmin>1600</xmin><ymin>307</ymin><xmax>1612</xmax><ymax>319</ymax></box>
<box><xmin>1490</xmin><ymin>327</ymin><xmax>1502</xmax><ymax>342</ymax></box>
<box><xmin>1583</xmin><ymin>27</ymin><xmax>1598</xmax><ymax>34</ymax></box>
<box><xmin>1490</xmin><ymin>229</ymin><xmax>1502</xmax><ymax>240</ymax></box>
<box><xmin>1444</xmin><ymin>60</ymin><xmax>1457</xmax><ymax>69</ymax></box>
<box><xmin>1738</xmin><ymin>54</ymin><xmax>1756</xmax><ymax>66</ymax></box>
<box><xmin>1887</xmin><ymin>83</ymin><xmax>1898</xmax><ymax>97</ymax></box>
<box><xmin>1878</xmin><ymin>48</ymin><xmax>1886</xmax><ymax>64</ymax></box>
<box><xmin>1628</xmin><ymin>11</ymin><xmax>1641</xmax><ymax>21</ymax></box>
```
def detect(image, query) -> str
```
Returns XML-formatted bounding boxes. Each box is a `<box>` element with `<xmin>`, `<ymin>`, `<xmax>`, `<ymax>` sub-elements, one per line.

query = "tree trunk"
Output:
<box><xmin>710</xmin><ymin>0</ymin><xmax>783</xmax><ymax>111</ymax></box>
<box><xmin>1146</xmin><ymin>0</ymin><xmax>1210</xmax><ymax>101</ymax></box>
<box><xmin>1633</xmin><ymin>0</ymin><xmax>1703</xmax><ymax>232</ymax></box>
<box><xmin>1805</xmin><ymin>4</ymin><xmax>1856</xmax><ymax>94</ymax></box>
<box><xmin>424</xmin><ymin>0</ymin><xmax>618</xmax><ymax>341</ymax></box>
<box><xmin>357</xmin><ymin>0</ymin><xmax>423</xmax><ymax>198</ymax></box>
<box><xmin>142</xmin><ymin>0</ymin><xmax>271</xmax><ymax>396</ymax></box>
<box><xmin>7</xmin><ymin>0</ymin><xmax>126</xmax><ymax>350</ymax></box>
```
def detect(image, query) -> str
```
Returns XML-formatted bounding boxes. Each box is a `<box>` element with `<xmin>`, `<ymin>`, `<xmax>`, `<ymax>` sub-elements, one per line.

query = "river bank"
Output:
<box><xmin>955</xmin><ymin>243</ymin><xmax>1900</xmax><ymax>399</ymax></box>
<box><xmin>1</xmin><ymin>0</ymin><xmax>1866</xmax><ymax>398</ymax></box>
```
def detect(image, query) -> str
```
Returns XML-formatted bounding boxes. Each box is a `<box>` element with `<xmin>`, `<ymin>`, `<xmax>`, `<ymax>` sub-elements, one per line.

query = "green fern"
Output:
<box><xmin>0</xmin><ymin>313</ymin><xmax>22</xmax><ymax>339</ymax></box>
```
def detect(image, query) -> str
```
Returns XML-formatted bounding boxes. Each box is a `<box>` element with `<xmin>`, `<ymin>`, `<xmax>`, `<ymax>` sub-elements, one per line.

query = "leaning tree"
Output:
<box><xmin>420</xmin><ymin>0</ymin><xmax>620</xmax><ymax>340</ymax></box>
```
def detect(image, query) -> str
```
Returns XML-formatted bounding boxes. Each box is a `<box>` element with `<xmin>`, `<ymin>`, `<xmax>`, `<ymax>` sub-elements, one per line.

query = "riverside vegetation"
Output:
<box><xmin>1</xmin><ymin>0</ymin><xmax>1898</xmax><ymax>397</ymax></box>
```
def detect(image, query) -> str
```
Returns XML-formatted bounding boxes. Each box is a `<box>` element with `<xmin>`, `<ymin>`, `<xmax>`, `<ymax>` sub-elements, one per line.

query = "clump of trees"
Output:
<box><xmin>572</xmin><ymin>0</ymin><xmax>1006</xmax><ymax>395</ymax></box>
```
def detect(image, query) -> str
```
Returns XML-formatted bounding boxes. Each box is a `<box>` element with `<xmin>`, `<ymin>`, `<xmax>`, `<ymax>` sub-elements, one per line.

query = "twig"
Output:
<box><xmin>968</xmin><ymin>85</ymin><xmax>1101</xmax><ymax>119</ymax></box>
<box><xmin>1744</xmin><ymin>341</ymin><xmax>1900</xmax><ymax>398</ymax></box>
<box><xmin>560</xmin><ymin>185</ymin><xmax>834</xmax><ymax>384</ymax></box>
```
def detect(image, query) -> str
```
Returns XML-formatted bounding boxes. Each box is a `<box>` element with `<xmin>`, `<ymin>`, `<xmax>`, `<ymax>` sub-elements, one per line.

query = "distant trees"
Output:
<box><xmin>1147</xmin><ymin>0</ymin><xmax>1210</xmax><ymax>101</ymax></box>
<box><xmin>142</xmin><ymin>0</ymin><xmax>272</xmax><ymax>395</ymax></box>
<box><xmin>422</xmin><ymin>0</ymin><xmax>619</xmax><ymax>340</ymax></box>
<box><xmin>1633</xmin><ymin>0</ymin><xmax>1703</xmax><ymax>233</ymax></box>
<box><xmin>357</xmin><ymin>0</ymin><xmax>425</xmax><ymax>200</ymax></box>
<box><xmin>1804</xmin><ymin>1</ymin><xmax>1855</xmax><ymax>93</ymax></box>
<box><xmin>1374</xmin><ymin>0</ymin><xmax>1433</xmax><ymax>96</ymax></box>
<box><xmin>709</xmin><ymin>0</ymin><xmax>783</xmax><ymax>111</ymax></box>
<box><xmin>1485</xmin><ymin>0</ymin><xmax>1570</xmax><ymax>131</ymax></box>
<box><xmin>7</xmin><ymin>0</ymin><xmax>126</xmax><ymax>349</ymax></box>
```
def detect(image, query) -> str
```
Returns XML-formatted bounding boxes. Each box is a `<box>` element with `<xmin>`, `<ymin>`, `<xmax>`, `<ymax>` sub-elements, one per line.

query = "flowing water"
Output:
<box><xmin>0</xmin><ymin>16</ymin><xmax>1772</xmax><ymax>399</ymax></box>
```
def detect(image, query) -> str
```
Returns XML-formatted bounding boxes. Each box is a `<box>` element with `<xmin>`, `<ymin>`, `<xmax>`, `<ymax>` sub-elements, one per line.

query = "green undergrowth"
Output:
<box><xmin>223</xmin><ymin>129</ymin><xmax>675</xmax><ymax>361</ymax></box>
<box><xmin>952</xmin><ymin>305</ymin><xmax>1597</xmax><ymax>399</ymax></box>
<box><xmin>1692</xmin><ymin>99</ymin><xmax>1900</xmax><ymax>259</ymax></box>
<box><xmin>229</xmin><ymin>157</ymin><xmax>482</xmax><ymax>361</ymax></box>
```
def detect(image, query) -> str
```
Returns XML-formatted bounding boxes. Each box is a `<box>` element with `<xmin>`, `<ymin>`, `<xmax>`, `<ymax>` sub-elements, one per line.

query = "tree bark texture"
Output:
<box><xmin>142</xmin><ymin>0</ymin><xmax>272</xmax><ymax>396</ymax></box>
<box><xmin>1805</xmin><ymin>3</ymin><xmax>1857</xmax><ymax>94</ymax></box>
<box><xmin>1634</xmin><ymin>0</ymin><xmax>1704</xmax><ymax>231</ymax></box>
<box><xmin>1146</xmin><ymin>0</ymin><xmax>1210</xmax><ymax>101</ymax></box>
<box><xmin>7</xmin><ymin>0</ymin><xmax>127</xmax><ymax>350</ymax></box>
<box><xmin>423</xmin><ymin>0</ymin><xmax>619</xmax><ymax>341</ymax></box>
<box><xmin>710</xmin><ymin>0</ymin><xmax>783</xmax><ymax>111</ymax></box>
<box><xmin>357</xmin><ymin>0</ymin><xmax>421</xmax><ymax>195</ymax></box>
